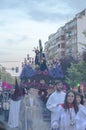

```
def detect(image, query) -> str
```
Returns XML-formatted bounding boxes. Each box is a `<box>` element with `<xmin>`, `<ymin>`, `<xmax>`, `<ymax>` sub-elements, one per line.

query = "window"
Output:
<box><xmin>61</xmin><ymin>35</ymin><xmax>65</xmax><ymax>40</ymax></box>
<box><xmin>58</xmin><ymin>44</ymin><xmax>60</xmax><ymax>48</ymax></box>
<box><xmin>61</xmin><ymin>51</ymin><xmax>65</xmax><ymax>56</ymax></box>
<box><xmin>61</xmin><ymin>43</ymin><xmax>65</xmax><ymax>48</ymax></box>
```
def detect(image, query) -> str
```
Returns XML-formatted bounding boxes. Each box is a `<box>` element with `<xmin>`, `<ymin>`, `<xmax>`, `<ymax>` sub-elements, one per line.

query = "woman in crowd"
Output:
<box><xmin>51</xmin><ymin>90</ymin><xmax>78</xmax><ymax>130</ymax></box>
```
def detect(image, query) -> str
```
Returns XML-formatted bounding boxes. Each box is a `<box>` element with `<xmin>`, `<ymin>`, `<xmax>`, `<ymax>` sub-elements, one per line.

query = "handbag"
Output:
<box><xmin>2</xmin><ymin>101</ymin><xmax>10</xmax><ymax>110</ymax></box>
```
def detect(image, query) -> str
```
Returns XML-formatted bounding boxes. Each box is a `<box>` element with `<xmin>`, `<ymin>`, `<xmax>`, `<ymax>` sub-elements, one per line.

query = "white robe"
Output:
<box><xmin>19</xmin><ymin>93</ymin><xmax>51</xmax><ymax>130</ymax></box>
<box><xmin>19</xmin><ymin>94</ymin><xmax>35</xmax><ymax>130</ymax></box>
<box><xmin>46</xmin><ymin>91</ymin><xmax>65</xmax><ymax>123</ymax></box>
<box><xmin>8</xmin><ymin>99</ymin><xmax>21</xmax><ymax>128</ymax></box>
<box><xmin>76</xmin><ymin>106</ymin><xmax>86</xmax><ymax>130</ymax></box>
<box><xmin>52</xmin><ymin>105</ymin><xmax>77</xmax><ymax>130</ymax></box>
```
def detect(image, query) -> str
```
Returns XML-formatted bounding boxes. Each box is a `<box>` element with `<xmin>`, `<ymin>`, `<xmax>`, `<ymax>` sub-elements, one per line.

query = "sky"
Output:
<box><xmin>0</xmin><ymin>0</ymin><xmax>86</xmax><ymax>76</ymax></box>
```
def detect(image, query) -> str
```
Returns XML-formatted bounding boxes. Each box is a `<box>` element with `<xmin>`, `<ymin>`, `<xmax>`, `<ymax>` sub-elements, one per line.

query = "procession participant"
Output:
<box><xmin>83</xmin><ymin>94</ymin><xmax>86</xmax><ymax>107</ymax></box>
<box><xmin>76</xmin><ymin>92</ymin><xmax>84</xmax><ymax>109</ymax></box>
<box><xmin>76</xmin><ymin>94</ymin><xmax>86</xmax><ymax>130</ymax></box>
<box><xmin>8</xmin><ymin>78</ymin><xmax>25</xmax><ymax>128</ymax></box>
<box><xmin>46</xmin><ymin>80</ymin><xmax>65</xmax><ymax>124</ymax></box>
<box><xmin>52</xmin><ymin>90</ymin><xmax>78</xmax><ymax>130</ymax></box>
<box><xmin>76</xmin><ymin>108</ymin><xmax>86</xmax><ymax>130</ymax></box>
<box><xmin>19</xmin><ymin>88</ymin><xmax>36</xmax><ymax>130</ymax></box>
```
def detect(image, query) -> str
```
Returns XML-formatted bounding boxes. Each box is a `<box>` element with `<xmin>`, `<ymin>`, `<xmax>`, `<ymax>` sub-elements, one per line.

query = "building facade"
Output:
<box><xmin>44</xmin><ymin>9</ymin><xmax>86</xmax><ymax>62</ymax></box>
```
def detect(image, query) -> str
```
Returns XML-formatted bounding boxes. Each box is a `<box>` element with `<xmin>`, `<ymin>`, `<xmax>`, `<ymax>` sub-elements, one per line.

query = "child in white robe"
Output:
<box><xmin>52</xmin><ymin>90</ymin><xmax>79</xmax><ymax>130</ymax></box>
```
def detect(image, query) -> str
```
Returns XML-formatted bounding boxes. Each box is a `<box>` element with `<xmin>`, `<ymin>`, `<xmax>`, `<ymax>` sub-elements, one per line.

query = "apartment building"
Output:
<box><xmin>45</xmin><ymin>27</ymin><xmax>65</xmax><ymax>62</ymax></box>
<box><xmin>44</xmin><ymin>8</ymin><xmax>86</xmax><ymax>61</ymax></box>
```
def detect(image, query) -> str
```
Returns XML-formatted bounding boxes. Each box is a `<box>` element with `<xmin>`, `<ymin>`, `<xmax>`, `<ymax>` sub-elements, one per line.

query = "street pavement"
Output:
<box><xmin>0</xmin><ymin>112</ymin><xmax>18</xmax><ymax>130</ymax></box>
<box><xmin>0</xmin><ymin>89</ymin><xmax>51</xmax><ymax>130</ymax></box>
<box><xmin>0</xmin><ymin>107</ymin><xmax>51</xmax><ymax>130</ymax></box>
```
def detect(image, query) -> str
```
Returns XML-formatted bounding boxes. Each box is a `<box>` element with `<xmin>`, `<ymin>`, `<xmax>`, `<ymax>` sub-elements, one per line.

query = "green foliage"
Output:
<box><xmin>65</xmin><ymin>61</ymin><xmax>86</xmax><ymax>88</ymax></box>
<box><xmin>61</xmin><ymin>55</ymin><xmax>77</xmax><ymax>77</ymax></box>
<box><xmin>0</xmin><ymin>68</ymin><xmax>15</xmax><ymax>84</ymax></box>
<box><xmin>82</xmin><ymin>51</ymin><xmax>86</xmax><ymax>62</ymax></box>
<box><xmin>49</xmin><ymin>54</ymin><xmax>55</xmax><ymax>60</ymax></box>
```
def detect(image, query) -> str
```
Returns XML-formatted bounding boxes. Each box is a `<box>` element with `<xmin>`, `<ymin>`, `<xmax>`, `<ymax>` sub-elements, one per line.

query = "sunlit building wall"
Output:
<box><xmin>44</xmin><ymin>8</ymin><xmax>86</xmax><ymax>61</ymax></box>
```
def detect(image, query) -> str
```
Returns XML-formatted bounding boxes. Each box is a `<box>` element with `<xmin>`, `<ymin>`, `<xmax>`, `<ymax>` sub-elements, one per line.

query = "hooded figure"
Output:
<box><xmin>11</xmin><ymin>77</ymin><xmax>25</xmax><ymax>101</ymax></box>
<box><xmin>8</xmin><ymin>77</ymin><xmax>25</xmax><ymax>128</ymax></box>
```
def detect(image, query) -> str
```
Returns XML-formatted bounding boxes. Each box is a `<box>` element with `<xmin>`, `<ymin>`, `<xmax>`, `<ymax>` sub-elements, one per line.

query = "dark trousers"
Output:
<box><xmin>4</xmin><ymin>110</ymin><xmax>9</xmax><ymax>122</ymax></box>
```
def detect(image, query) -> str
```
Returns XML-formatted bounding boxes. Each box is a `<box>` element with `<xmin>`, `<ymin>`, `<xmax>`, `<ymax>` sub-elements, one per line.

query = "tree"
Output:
<box><xmin>65</xmin><ymin>61</ymin><xmax>86</xmax><ymax>89</ymax></box>
<box><xmin>82</xmin><ymin>51</ymin><xmax>86</xmax><ymax>62</ymax></box>
<box><xmin>60</xmin><ymin>55</ymin><xmax>77</xmax><ymax>77</ymax></box>
<box><xmin>0</xmin><ymin>66</ymin><xmax>15</xmax><ymax>84</ymax></box>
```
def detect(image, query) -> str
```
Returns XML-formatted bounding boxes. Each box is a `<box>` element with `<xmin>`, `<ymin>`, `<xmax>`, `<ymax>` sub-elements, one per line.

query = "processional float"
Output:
<box><xmin>20</xmin><ymin>40</ymin><xmax>64</xmax><ymax>91</ymax></box>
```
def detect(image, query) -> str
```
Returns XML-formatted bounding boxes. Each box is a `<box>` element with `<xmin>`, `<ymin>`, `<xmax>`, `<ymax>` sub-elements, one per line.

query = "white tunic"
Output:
<box><xmin>52</xmin><ymin>105</ymin><xmax>77</xmax><ymax>130</ymax></box>
<box><xmin>8</xmin><ymin>99</ymin><xmax>21</xmax><ymax>128</ymax></box>
<box><xmin>76</xmin><ymin>106</ymin><xmax>86</xmax><ymax>130</ymax></box>
<box><xmin>46</xmin><ymin>91</ymin><xmax>65</xmax><ymax>123</ymax></box>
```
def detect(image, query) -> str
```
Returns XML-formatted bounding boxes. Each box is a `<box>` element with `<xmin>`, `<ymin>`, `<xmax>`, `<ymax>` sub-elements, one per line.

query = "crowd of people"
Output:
<box><xmin>1</xmin><ymin>79</ymin><xmax>86</xmax><ymax>130</ymax></box>
<box><xmin>0</xmin><ymin>79</ymin><xmax>86</xmax><ymax>130</ymax></box>
<box><xmin>46</xmin><ymin>80</ymin><xmax>86</xmax><ymax>130</ymax></box>
<box><xmin>0</xmin><ymin>45</ymin><xmax>86</xmax><ymax>130</ymax></box>
<box><xmin>0</xmin><ymin>78</ymin><xmax>51</xmax><ymax>130</ymax></box>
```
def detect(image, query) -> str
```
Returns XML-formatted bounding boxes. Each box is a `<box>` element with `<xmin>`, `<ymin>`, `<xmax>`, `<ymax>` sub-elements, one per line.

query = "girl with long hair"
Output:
<box><xmin>52</xmin><ymin>90</ymin><xmax>79</xmax><ymax>130</ymax></box>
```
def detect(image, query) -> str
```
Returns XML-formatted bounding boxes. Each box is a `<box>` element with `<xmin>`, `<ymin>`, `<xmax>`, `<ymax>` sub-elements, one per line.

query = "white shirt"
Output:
<box><xmin>46</xmin><ymin>91</ymin><xmax>65</xmax><ymax>123</ymax></box>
